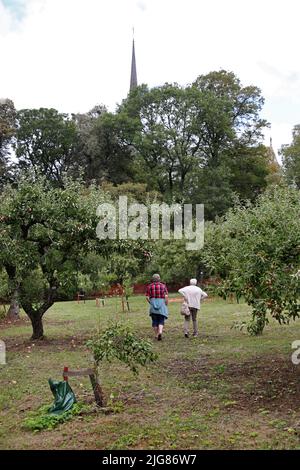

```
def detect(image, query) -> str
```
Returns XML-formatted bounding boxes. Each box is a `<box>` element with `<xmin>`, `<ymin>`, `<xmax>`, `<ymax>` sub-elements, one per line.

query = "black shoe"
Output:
<box><xmin>157</xmin><ymin>334</ymin><xmax>162</xmax><ymax>341</ymax></box>
<box><xmin>185</xmin><ymin>333</ymin><xmax>189</xmax><ymax>338</ymax></box>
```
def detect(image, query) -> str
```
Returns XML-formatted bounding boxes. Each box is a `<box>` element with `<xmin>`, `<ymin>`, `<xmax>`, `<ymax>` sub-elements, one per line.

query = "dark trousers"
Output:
<box><xmin>184</xmin><ymin>308</ymin><xmax>198</xmax><ymax>335</ymax></box>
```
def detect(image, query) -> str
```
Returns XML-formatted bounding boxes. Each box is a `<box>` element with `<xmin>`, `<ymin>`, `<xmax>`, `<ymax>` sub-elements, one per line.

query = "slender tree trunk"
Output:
<box><xmin>90</xmin><ymin>368</ymin><xmax>105</xmax><ymax>407</ymax></box>
<box><xmin>7</xmin><ymin>288</ymin><xmax>20</xmax><ymax>321</ymax></box>
<box><xmin>180</xmin><ymin>170</ymin><xmax>187</xmax><ymax>194</ymax></box>
<box><xmin>29</xmin><ymin>314</ymin><xmax>44</xmax><ymax>340</ymax></box>
<box><xmin>168</xmin><ymin>170</ymin><xmax>173</xmax><ymax>195</ymax></box>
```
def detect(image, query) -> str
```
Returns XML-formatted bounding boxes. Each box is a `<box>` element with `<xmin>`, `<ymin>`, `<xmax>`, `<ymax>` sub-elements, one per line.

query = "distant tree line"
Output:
<box><xmin>0</xmin><ymin>70</ymin><xmax>288</xmax><ymax>220</ymax></box>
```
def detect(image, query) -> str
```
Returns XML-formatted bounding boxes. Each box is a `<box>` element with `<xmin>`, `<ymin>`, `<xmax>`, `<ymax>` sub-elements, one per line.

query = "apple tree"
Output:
<box><xmin>204</xmin><ymin>186</ymin><xmax>300</xmax><ymax>334</ymax></box>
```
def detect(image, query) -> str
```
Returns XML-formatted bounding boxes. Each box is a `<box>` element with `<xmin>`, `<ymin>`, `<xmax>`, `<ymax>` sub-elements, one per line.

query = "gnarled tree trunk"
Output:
<box><xmin>21</xmin><ymin>284</ymin><xmax>56</xmax><ymax>340</ymax></box>
<box><xmin>29</xmin><ymin>314</ymin><xmax>44</xmax><ymax>340</ymax></box>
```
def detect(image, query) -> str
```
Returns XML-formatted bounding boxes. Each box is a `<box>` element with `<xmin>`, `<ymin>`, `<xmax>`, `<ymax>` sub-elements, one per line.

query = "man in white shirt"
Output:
<box><xmin>178</xmin><ymin>279</ymin><xmax>208</xmax><ymax>338</ymax></box>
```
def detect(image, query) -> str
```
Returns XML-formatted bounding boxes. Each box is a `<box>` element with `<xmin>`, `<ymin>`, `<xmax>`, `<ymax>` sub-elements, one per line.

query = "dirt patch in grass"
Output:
<box><xmin>0</xmin><ymin>318</ymin><xmax>76</xmax><ymax>330</ymax></box>
<box><xmin>166</xmin><ymin>355</ymin><xmax>300</xmax><ymax>412</ymax></box>
<box><xmin>0</xmin><ymin>317</ymin><xmax>31</xmax><ymax>329</ymax></box>
<box><xmin>5</xmin><ymin>334</ymin><xmax>89</xmax><ymax>352</ymax></box>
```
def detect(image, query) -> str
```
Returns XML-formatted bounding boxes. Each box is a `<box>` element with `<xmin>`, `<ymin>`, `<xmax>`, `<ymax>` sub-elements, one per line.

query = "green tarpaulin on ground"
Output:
<box><xmin>48</xmin><ymin>378</ymin><xmax>76</xmax><ymax>415</ymax></box>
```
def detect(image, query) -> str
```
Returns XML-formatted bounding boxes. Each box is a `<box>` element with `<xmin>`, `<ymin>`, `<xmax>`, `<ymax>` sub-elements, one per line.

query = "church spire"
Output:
<box><xmin>130</xmin><ymin>30</ymin><xmax>138</xmax><ymax>92</ymax></box>
<box><xmin>268</xmin><ymin>136</ymin><xmax>280</xmax><ymax>168</ymax></box>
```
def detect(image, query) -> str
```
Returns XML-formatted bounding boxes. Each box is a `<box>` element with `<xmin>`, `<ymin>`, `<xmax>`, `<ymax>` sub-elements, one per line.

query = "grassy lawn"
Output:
<box><xmin>1</xmin><ymin>295</ymin><xmax>300</xmax><ymax>450</ymax></box>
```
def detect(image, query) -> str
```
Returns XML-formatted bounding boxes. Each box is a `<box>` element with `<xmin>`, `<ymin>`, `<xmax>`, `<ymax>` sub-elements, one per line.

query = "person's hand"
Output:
<box><xmin>165</xmin><ymin>297</ymin><xmax>169</xmax><ymax>305</ymax></box>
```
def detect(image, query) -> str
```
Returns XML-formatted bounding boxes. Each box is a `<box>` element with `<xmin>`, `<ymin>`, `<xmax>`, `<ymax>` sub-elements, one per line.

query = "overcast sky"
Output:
<box><xmin>1</xmin><ymin>0</ymin><xmax>300</xmax><ymax>160</ymax></box>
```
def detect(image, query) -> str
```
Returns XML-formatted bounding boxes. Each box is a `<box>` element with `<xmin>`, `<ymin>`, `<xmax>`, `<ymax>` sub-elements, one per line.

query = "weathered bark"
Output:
<box><xmin>6</xmin><ymin>288</ymin><xmax>20</xmax><ymax>321</ymax></box>
<box><xmin>29</xmin><ymin>314</ymin><xmax>44</xmax><ymax>340</ymax></box>
<box><xmin>89</xmin><ymin>370</ymin><xmax>105</xmax><ymax>407</ymax></box>
<box><xmin>21</xmin><ymin>286</ymin><xmax>55</xmax><ymax>340</ymax></box>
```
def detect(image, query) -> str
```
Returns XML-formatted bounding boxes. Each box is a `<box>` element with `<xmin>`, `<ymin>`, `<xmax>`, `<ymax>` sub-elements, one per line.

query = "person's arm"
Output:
<box><xmin>145</xmin><ymin>285</ymin><xmax>150</xmax><ymax>303</ymax></box>
<box><xmin>178</xmin><ymin>287</ymin><xmax>187</xmax><ymax>302</ymax></box>
<box><xmin>164</xmin><ymin>285</ymin><xmax>169</xmax><ymax>305</ymax></box>
<box><xmin>201</xmin><ymin>289</ymin><xmax>208</xmax><ymax>300</ymax></box>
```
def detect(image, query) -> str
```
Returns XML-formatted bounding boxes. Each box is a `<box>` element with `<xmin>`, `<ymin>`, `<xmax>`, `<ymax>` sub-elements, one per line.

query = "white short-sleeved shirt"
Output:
<box><xmin>178</xmin><ymin>285</ymin><xmax>208</xmax><ymax>310</ymax></box>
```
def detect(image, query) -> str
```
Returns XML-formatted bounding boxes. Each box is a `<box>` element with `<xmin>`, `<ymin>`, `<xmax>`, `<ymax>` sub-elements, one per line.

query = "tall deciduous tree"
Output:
<box><xmin>14</xmin><ymin>108</ymin><xmax>78</xmax><ymax>186</ymax></box>
<box><xmin>116</xmin><ymin>71</ymin><xmax>269</xmax><ymax>204</ymax></box>
<box><xmin>280</xmin><ymin>125</ymin><xmax>300</xmax><ymax>189</ymax></box>
<box><xmin>0</xmin><ymin>98</ymin><xmax>16</xmax><ymax>185</ymax></box>
<box><xmin>193</xmin><ymin>70</ymin><xmax>267</xmax><ymax>156</ymax></box>
<box><xmin>72</xmin><ymin>106</ymin><xmax>135</xmax><ymax>185</ymax></box>
<box><xmin>118</xmin><ymin>83</ymin><xmax>207</xmax><ymax>199</ymax></box>
<box><xmin>72</xmin><ymin>105</ymin><xmax>106</xmax><ymax>182</ymax></box>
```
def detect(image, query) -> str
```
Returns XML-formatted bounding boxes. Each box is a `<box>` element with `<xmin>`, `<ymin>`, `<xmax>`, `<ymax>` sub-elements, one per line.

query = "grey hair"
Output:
<box><xmin>190</xmin><ymin>278</ymin><xmax>197</xmax><ymax>285</ymax></box>
<box><xmin>152</xmin><ymin>273</ymin><xmax>161</xmax><ymax>281</ymax></box>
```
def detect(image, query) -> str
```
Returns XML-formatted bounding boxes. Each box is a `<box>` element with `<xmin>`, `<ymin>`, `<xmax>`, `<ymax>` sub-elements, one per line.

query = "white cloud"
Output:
<box><xmin>1</xmin><ymin>0</ymin><xmax>300</xmax><ymax>156</ymax></box>
<box><xmin>0</xmin><ymin>2</ymin><xmax>13</xmax><ymax>33</ymax></box>
<box><xmin>136</xmin><ymin>1</ymin><xmax>147</xmax><ymax>12</ymax></box>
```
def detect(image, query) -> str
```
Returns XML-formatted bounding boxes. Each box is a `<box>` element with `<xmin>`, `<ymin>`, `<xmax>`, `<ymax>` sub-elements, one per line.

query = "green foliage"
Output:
<box><xmin>77</xmin><ymin>272</ymin><xmax>94</xmax><ymax>295</ymax></box>
<box><xmin>0</xmin><ymin>99</ymin><xmax>16</xmax><ymax>143</ymax></box>
<box><xmin>142</xmin><ymin>239</ymin><xmax>200</xmax><ymax>284</ymax></box>
<box><xmin>19</xmin><ymin>269</ymin><xmax>48</xmax><ymax>308</ymax></box>
<box><xmin>0</xmin><ymin>99</ymin><xmax>16</xmax><ymax>187</ymax></box>
<box><xmin>106</xmin><ymin>393</ymin><xmax>125</xmax><ymax>414</ymax></box>
<box><xmin>102</xmin><ymin>182</ymin><xmax>162</xmax><ymax>205</ymax></box>
<box><xmin>115</xmin><ymin>71</ymin><xmax>269</xmax><ymax>209</ymax></box>
<box><xmin>0</xmin><ymin>305</ymin><xmax>6</xmax><ymax>321</ymax></box>
<box><xmin>187</xmin><ymin>164</ymin><xmax>234</xmax><ymax>220</ymax></box>
<box><xmin>123</xmin><ymin>275</ymin><xmax>134</xmax><ymax>299</ymax></box>
<box><xmin>87</xmin><ymin>322</ymin><xmax>158</xmax><ymax>375</ymax></box>
<box><xmin>225</xmin><ymin>145</ymin><xmax>270</xmax><ymax>201</ymax></box>
<box><xmin>23</xmin><ymin>402</ymin><xmax>90</xmax><ymax>432</ymax></box>
<box><xmin>4</xmin><ymin>70</ymin><xmax>274</xmax><ymax>224</ymax></box>
<box><xmin>101</xmin><ymin>252</ymin><xmax>148</xmax><ymax>286</ymax></box>
<box><xmin>204</xmin><ymin>186</ymin><xmax>300</xmax><ymax>334</ymax></box>
<box><xmin>76</xmin><ymin>247</ymin><xmax>150</xmax><ymax>296</ymax></box>
<box><xmin>14</xmin><ymin>108</ymin><xmax>77</xmax><ymax>186</ymax></box>
<box><xmin>0</xmin><ymin>175</ymin><xmax>101</xmax><ymax>327</ymax></box>
<box><xmin>72</xmin><ymin>106</ymin><xmax>135</xmax><ymax>185</ymax></box>
<box><xmin>0</xmin><ymin>174</ymin><xmax>149</xmax><ymax>338</ymax></box>
<box><xmin>0</xmin><ymin>269</ymin><xmax>9</xmax><ymax>300</ymax></box>
<box><xmin>280</xmin><ymin>124</ymin><xmax>300</xmax><ymax>189</ymax></box>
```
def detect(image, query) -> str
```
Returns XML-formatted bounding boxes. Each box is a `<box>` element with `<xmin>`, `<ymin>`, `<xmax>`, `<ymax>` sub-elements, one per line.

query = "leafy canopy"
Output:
<box><xmin>204</xmin><ymin>186</ymin><xmax>300</xmax><ymax>334</ymax></box>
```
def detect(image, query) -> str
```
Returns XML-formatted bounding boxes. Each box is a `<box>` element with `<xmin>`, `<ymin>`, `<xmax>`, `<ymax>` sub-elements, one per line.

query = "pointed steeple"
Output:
<box><xmin>267</xmin><ymin>135</ymin><xmax>280</xmax><ymax>173</ymax></box>
<box><xmin>130</xmin><ymin>31</ymin><xmax>138</xmax><ymax>92</ymax></box>
<box><xmin>268</xmin><ymin>137</ymin><xmax>278</xmax><ymax>165</ymax></box>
